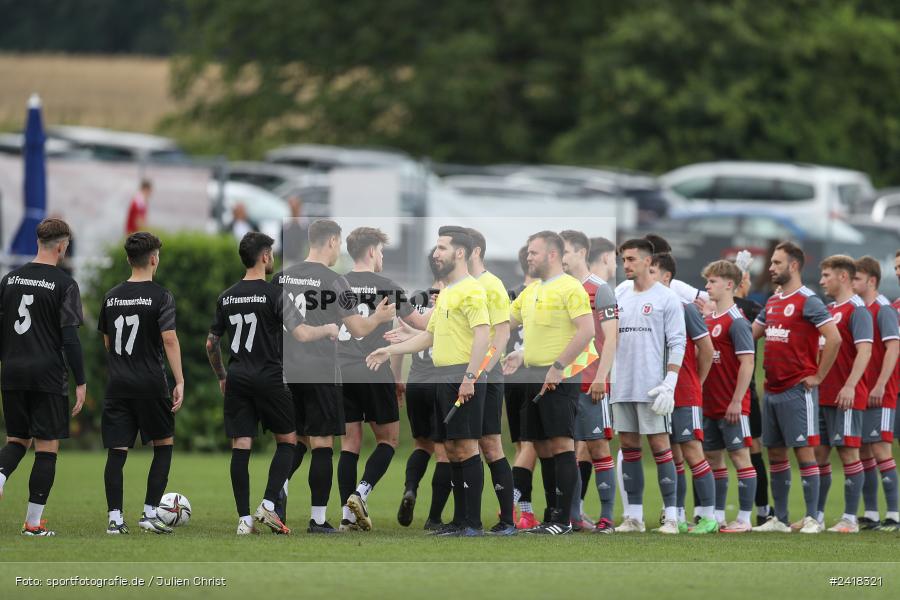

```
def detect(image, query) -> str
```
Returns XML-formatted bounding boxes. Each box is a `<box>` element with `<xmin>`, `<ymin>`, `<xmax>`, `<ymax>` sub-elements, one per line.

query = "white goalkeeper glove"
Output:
<box><xmin>735</xmin><ymin>249</ymin><xmax>753</xmax><ymax>274</ymax></box>
<box><xmin>647</xmin><ymin>371</ymin><xmax>679</xmax><ymax>416</ymax></box>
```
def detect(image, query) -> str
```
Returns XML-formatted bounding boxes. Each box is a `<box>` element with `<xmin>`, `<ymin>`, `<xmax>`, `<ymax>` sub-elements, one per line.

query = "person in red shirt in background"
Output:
<box><xmin>814</xmin><ymin>255</ymin><xmax>873</xmax><ymax>534</ymax></box>
<box><xmin>126</xmin><ymin>179</ymin><xmax>152</xmax><ymax>235</ymax></box>
<box><xmin>852</xmin><ymin>256</ymin><xmax>899</xmax><ymax>531</ymax></box>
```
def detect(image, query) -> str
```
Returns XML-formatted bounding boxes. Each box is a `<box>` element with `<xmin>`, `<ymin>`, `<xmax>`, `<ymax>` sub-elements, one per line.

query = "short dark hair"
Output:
<box><xmin>775</xmin><ymin>241</ymin><xmax>805</xmax><ymax>269</ymax></box>
<box><xmin>346</xmin><ymin>227</ymin><xmax>389</xmax><ymax>261</ymax></box>
<box><xmin>239</xmin><ymin>232</ymin><xmax>274</xmax><ymax>268</ymax></box>
<box><xmin>124</xmin><ymin>232</ymin><xmax>162</xmax><ymax>267</ymax></box>
<box><xmin>308</xmin><ymin>219</ymin><xmax>342</xmax><ymax>248</ymax></box>
<box><xmin>559</xmin><ymin>230</ymin><xmax>590</xmax><ymax>253</ymax></box>
<box><xmin>36</xmin><ymin>218</ymin><xmax>71</xmax><ymax>246</ymax></box>
<box><xmin>588</xmin><ymin>237</ymin><xmax>615</xmax><ymax>264</ymax></box>
<box><xmin>855</xmin><ymin>256</ymin><xmax>881</xmax><ymax>286</ymax></box>
<box><xmin>466</xmin><ymin>228</ymin><xmax>486</xmax><ymax>260</ymax></box>
<box><xmin>438</xmin><ymin>225</ymin><xmax>474</xmax><ymax>258</ymax></box>
<box><xmin>618</xmin><ymin>238</ymin><xmax>654</xmax><ymax>256</ymax></box>
<box><xmin>651</xmin><ymin>252</ymin><xmax>677</xmax><ymax>278</ymax></box>
<box><xmin>140</xmin><ymin>178</ymin><xmax>153</xmax><ymax>191</ymax></box>
<box><xmin>644</xmin><ymin>234</ymin><xmax>671</xmax><ymax>254</ymax></box>
<box><xmin>518</xmin><ymin>245</ymin><xmax>529</xmax><ymax>276</ymax></box>
<box><xmin>527</xmin><ymin>230</ymin><xmax>565</xmax><ymax>256</ymax></box>
<box><xmin>820</xmin><ymin>254</ymin><xmax>856</xmax><ymax>278</ymax></box>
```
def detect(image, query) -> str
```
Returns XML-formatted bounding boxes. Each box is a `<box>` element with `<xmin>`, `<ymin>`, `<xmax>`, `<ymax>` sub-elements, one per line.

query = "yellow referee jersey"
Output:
<box><xmin>476</xmin><ymin>270</ymin><xmax>510</xmax><ymax>338</ymax></box>
<box><xmin>426</xmin><ymin>275</ymin><xmax>490</xmax><ymax>367</ymax></box>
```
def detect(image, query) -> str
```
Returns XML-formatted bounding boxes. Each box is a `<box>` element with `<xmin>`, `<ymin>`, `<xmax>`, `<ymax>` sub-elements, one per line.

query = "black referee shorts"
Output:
<box><xmin>503</xmin><ymin>381</ymin><xmax>528</xmax><ymax>443</ymax></box>
<box><xmin>2</xmin><ymin>389</ymin><xmax>69</xmax><ymax>440</ymax></box>
<box><xmin>102</xmin><ymin>396</ymin><xmax>174</xmax><ymax>448</ymax></box>
<box><xmin>481</xmin><ymin>369</ymin><xmax>504</xmax><ymax>437</ymax></box>
<box><xmin>520</xmin><ymin>368</ymin><xmax>580</xmax><ymax>441</ymax></box>
<box><xmin>431</xmin><ymin>366</ymin><xmax>486</xmax><ymax>443</ymax></box>
<box><xmin>288</xmin><ymin>382</ymin><xmax>345</xmax><ymax>437</ymax></box>
<box><xmin>343</xmin><ymin>382</ymin><xmax>399</xmax><ymax>424</ymax></box>
<box><xmin>406</xmin><ymin>381</ymin><xmax>437</xmax><ymax>440</ymax></box>
<box><xmin>225</xmin><ymin>380</ymin><xmax>295</xmax><ymax>439</ymax></box>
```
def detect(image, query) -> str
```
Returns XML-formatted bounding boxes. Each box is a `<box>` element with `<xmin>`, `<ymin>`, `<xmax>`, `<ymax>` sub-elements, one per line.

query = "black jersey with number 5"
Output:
<box><xmin>98</xmin><ymin>281</ymin><xmax>176</xmax><ymax>399</ymax></box>
<box><xmin>0</xmin><ymin>262</ymin><xmax>84</xmax><ymax>394</ymax></box>
<box><xmin>210</xmin><ymin>279</ymin><xmax>304</xmax><ymax>386</ymax></box>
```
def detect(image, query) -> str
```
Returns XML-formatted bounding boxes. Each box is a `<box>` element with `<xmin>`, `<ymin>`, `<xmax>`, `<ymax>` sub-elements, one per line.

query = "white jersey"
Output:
<box><xmin>612</xmin><ymin>281</ymin><xmax>687</xmax><ymax>403</ymax></box>
<box><xmin>616</xmin><ymin>278</ymin><xmax>709</xmax><ymax>304</ymax></box>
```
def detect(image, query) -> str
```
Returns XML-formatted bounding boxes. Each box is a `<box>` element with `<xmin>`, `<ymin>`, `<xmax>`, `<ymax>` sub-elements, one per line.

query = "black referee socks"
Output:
<box><xmin>405</xmin><ymin>448</ymin><xmax>431</xmax><ymax>494</ymax></box>
<box><xmin>539</xmin><ymin>456</ymin><xmax>557</xmax><ymax>514</ymax></box>
<box><xmin>338</xmin><ymin>450</ymin><xmax>359</xmax><ymax>503</ymax></box>
<box><xmin>553</xmin><ymin>451</ymin><xmax>577</xmax><ymax>525</ymax></box>
<box><xmin>104</xmin><ymin>449</ymin><xmax>128</xmax><ymax>512</ymax></box>
<box><xmin>429</xmin><ymin>462</ymin><xmax>452</xmax><ymax>522</ymax></box>
<box><xmin>309</xmin><ymin>447</ymin><xmax>334</xmax><ymax>507</ymax></box>
<box><xmin>145</xmin><ymin>444</ymin><xmax>173</xmax><ymax>508</ymax></box>
<box><xmin>264</xmin><ymin>443</ymin><xmax>295</xmax><ymax>504</ymax></box>
<box><xmin>230</xmin><ymin>448</ymin><xmax>251</xmax><ymax>517</ymax></box>
<box><xmin>28</xmin><ymin>451</ymin><xmax>57</xmax><ymax>505</ymax></box>
<box><xmin>0</xmin><ymin>441</ymin><xmax>28</xmax><ymax>485</ymax></box>
<box><xmin>460</xmin><ymin>455</ymin><xmax>484</xmax><ymax>530</ymax></box>
<box><xmin>488</xmin><ymin>458</ymin><xmax>515</xmax><ymax>525</ymax></box>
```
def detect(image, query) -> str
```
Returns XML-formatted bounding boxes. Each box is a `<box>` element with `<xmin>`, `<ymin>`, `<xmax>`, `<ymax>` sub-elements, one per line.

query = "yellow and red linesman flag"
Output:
<box><xmin>443</xmin><ymin>345</ymin><xmax>497</xmax><ymax>424</ymax></box>
<box><xmin>532</xmin><ymin>339</ymin><xmax>600</xmax><ymax>403</ymax></box>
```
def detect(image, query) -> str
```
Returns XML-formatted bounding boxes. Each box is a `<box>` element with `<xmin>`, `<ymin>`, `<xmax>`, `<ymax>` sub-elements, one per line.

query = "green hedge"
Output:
<box><xmin>77</xmin><ymin>232</ymin><xmax>254</xmax><ymax>451</ymax></box>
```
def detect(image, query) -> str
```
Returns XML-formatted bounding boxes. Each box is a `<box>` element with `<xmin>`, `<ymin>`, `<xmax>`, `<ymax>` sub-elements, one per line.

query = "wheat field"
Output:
<box><xmin>0</xmin><ymin>53</ymin><xmax>173</xmax><ymax>132</ymax></box>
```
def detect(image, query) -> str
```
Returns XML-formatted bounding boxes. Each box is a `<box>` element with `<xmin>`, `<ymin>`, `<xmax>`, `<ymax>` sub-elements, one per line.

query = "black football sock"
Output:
<box><xmin>512</xmin><ymin>465</ymin><xmax>533</xmax><ymax>509</ymax></box>
<box><xmin>578</xmin><ymin>460</ymin><xmax>592</xmax><ymax>501</ymax></box>
<box><xmin>28</xmin><ymin>451</ymin><xmax>57</xmax><ymax>505</ymax></box>
<box><xmin>450</xmin><ymin>460</ymin><xmax>466</xmax><ymax>527</ymax></box>
<box><xmin>230</xmin><ymin>448</ymin><xmax>251</xmax><ymax>517</ymax></box>
<box><xmin>429</xmin><ymin>461</ymin><xmax>452</xmax><ymax>522</ymax></box>
<box><xmin>488</xmin><ymin>457</ymin><xmax>515</xmax><ymax>524</ymax></box>
<box><xmin>405</xmin><ymin>448</ymin><xmax>431</xmax><ymax>494</ymax></box>
<box><xmin>290</xmin><ymin>442</ymin><xmax>307</xmax><ymax>479</ymax></box>
<box><xmin>145</xmin><ymin>444</ymin><xmax>173</xmax><ymax>508</ymax></box>
<box><xmin>461</xmin><ymin>455</ymin><xmax>484</xmax><ymax>530</ymax></box>
<box><xmin>751</xmin><ymin>451</ymin><xmax>769</xmax><ymax>507</ymax></box>
<box><xmin>337</xmin><ymin>450</ymin><xmax>359</xmax><ymax>503</ymax></box>
<box><xmin>309</xmin><ymin>447</ymin><xmax>334</xmax><ymax>508</ymax></box>
<box><xmin>264</xmin><ymin>443</ymin><xmax>295</xmax><ymax>504</ymax></box>
<box><xmin>554</xmin><ymin>451</ymin><xmax>578</xmax><ymax>524</ymax></box>
<box><xmin>0</xmin><ymin>441</ymin><xmax>28</xmax><ymax>486</ymax></box>
<box><xmin>539</xmin><ymin>456</ymin><xmax>557</xmax><ymax>514</ymax></box>
<box><xmin>359</xmin><ymin>443</ymin><xmax>395</xmax><ymax>494</ymax></box>
<box><xmin>104</xmin><ymin>449</ymin><xmax>128</xmax><ymax>512</ymax></box>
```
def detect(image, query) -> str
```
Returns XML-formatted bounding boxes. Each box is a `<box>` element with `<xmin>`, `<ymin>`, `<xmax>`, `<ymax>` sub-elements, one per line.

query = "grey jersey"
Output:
<box><xmin>612</xmin><ymin>281</ymin><xmax>686</xmax><ymax>403</ymax></box>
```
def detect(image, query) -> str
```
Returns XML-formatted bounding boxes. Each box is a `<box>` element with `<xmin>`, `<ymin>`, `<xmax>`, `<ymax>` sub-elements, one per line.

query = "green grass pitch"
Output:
<box><xmin>1</xmin><ymin>443</ymin><xmax>899</xmax><ymax>599</ymax></box>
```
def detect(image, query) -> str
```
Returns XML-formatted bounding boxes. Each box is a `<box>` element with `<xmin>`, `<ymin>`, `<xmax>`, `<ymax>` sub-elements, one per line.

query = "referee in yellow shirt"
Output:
<box><xmin>367</xmin><ymin>226</ymin><xmax>491</xmax><ymax>537</ymax></box>
<box><xmin>503</xmin><ymin>231</ymin><xmax>595</xmax><ymax>535</ymax></box>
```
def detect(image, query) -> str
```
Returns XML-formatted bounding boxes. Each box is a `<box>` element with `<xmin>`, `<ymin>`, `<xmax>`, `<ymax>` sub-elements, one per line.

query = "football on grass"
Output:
<box><xmin>157</xmin><ymin>492</ymin><xmax>191</xmax><ymax>527</ymax></box>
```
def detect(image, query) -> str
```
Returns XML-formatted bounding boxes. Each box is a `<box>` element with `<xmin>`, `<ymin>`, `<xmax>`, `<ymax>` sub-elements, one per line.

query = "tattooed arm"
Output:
<box><xmin>206</xmin><ymin>332</ymin><xmax>227</xmax><ymax>394</ymax></box>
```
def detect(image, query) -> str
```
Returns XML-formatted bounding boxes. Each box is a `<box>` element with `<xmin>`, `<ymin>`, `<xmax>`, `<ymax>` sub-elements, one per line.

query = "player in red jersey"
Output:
<box><xmin>701</xmin><ymin>260</ymin><xmax>757</xmax><ymax>533</ymax></box>
<box><xmin>814</xmin><ymin>256</ymin><xmax>873</xmax><ymax>533</ymax></box>
<box><xmin>894</xmin><ymin>250</ymin><xmax>900</xmax><ymax>448</ymax></box>
<box><xmin>650</xmin><ymin>253</ymin><xmax>716</xmax><ymax>534</ymax></box>
<box><xmin>751</xmin><ymin>242</ymin><xmax>840</xmax><ymax>534</ymax></box>
<box><xmin>852</xmin><ymin>256</ymin><xmax>900</xmax><ymax>531</ymax></box>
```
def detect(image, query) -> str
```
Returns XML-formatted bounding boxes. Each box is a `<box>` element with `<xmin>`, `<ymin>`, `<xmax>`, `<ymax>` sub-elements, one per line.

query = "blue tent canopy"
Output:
<box><xmin>10</xmin><ymin>94</ymin><xmax>47</xmax><ymax>256</ymax></box>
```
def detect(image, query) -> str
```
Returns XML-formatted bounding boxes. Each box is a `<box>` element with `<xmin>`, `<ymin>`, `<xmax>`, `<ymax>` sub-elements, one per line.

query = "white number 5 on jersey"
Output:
<box><xmin>13</xmin><ymin>294</ymin><xmax>34</xmax><ymax>335</ymax></box>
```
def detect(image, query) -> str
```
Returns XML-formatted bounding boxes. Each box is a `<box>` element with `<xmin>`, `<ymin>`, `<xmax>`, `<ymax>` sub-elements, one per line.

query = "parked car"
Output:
<box><xmin>46</xmin><ymin>125</ymin><xmax>189</xmax><ymax>163</ymax></box>
<box><xmin>661</xmin><ymin>161</ymin><xmax>875</xmax><ymax>220</ymax></box>
<box><xmin>207</xmin><ymin>181</ymin><xmax>289</xmax><ymax>245</ymax></box>
<box><xmin>870</xmin><ymin>191</ymin><xmax>900</xmax><ymax>225</ymax></box>
<box><xmin>217</xmin><ymin>161</ymin><xmax>330</xmax><ymax>217</ymax></box>
<box><xmin>0</xmin><ymin>132</ymin><xmax>84</xmax><ymax>158</ymax></box>
<box><xmin>665</xmin><ymin>209</ymin><xmax>865</xmax><ymax>244</ymax></box>
<box><xmin>846</xmin><ymin>216</ymin><xmax>900</xmax><ymax>299</ymax></box>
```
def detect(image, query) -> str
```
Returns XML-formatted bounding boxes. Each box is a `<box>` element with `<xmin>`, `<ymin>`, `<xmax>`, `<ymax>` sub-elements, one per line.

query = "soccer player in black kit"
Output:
<box><xmin>206</xmin><ymin>232</ymin><xmax>337</xmax><ymax>535</ymax></box>
<box><xmin>98</xmin><ymin>232</ymin><xmax>185</xmax><ymax>535</ymax></box>
<box><xmin>0</xmin><ymin>218</ymin><xmax>86</xmax><ymax>536</ymax></box>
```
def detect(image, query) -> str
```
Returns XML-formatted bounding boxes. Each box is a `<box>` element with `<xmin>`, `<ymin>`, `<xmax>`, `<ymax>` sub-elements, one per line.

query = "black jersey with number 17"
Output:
<box><xmin>0</xmin><ymin>262</ymin><xmax>84</xmax><ymax>394</ymax></box>
<box><xmin>98</xmin><ymin>281</ymin><xmax>176</xmax><ymax>399</ymax></box>
<box><xmin>209</xmin><ymin>279</ymin><xmax>304</xmax><ymax>386</ymax></box>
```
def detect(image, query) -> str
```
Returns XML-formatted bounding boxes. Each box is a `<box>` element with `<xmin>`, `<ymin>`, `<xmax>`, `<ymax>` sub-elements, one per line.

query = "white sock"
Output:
<box><xmin>144</xmin><ymin>504</ymin><xmax>156</xmax><ymax>518</ymax></box>
<box><xmin>356</xmin><ymin>481</ymin><xmax>373</xmax><ymax>500</ymax></box>
<box><xmin>240</xmin><ymin>515</ymin><xmax>253</xmax><ymax>526</ymax></box>
<box><xmin>664</xmin><ymin>506</ymin><xmax>677</xmax><ymax>522</ymax></box>
<box><xmin>737</xmin><ymin>510</ymin><xmax>751</xmax><ymax>524</ymax></box>
<box><xmin>816</xmin><ymin>510</ymin><xmax>825</xmax><ymax>524</ymax></box>
<box><xmin>520</xmin><ymin>501</ymin><xmax>533</xmax><ymax>514</ymax></box>
<box><xmin>676</xmin><ymin>507</ymin><xmax>686</xmax><ymax>523</ymax></box>
<box><xmin>25</xmin><ymin>502</ymin><xmax>44</xmax><ymax>527</ymax></box>
<box><xmin>262</xmin><ymin>499</ymin><xmax>275</xmax><ymax>512</ymax></box>
<box><xmin>692</xmin><ymin>506</ymin><xmax>701</xmax><ymax>518</ymax></box>
<box><xmin>0</xmin><ymin>472</ymin><xmax>7</xmax><ymax>490</ymax></box>
<box><xmin>108</xmin><ymin>510</ymin><xmax>123</xmax><ymax>525</ymax></box>
<box><xmin>311</xmin><ymin>506</ymin><xmax>327</xmax><ymax>525</ymax></box>
<box><xmin>342</xmin><ymin>505</ymin><xmax>356</xmax><ymax>522</ymax></box>
<box><xmin>699</xmin><ymin>506</ymin><xmax>715</xmax><ymax>520</ymax></box>
<box><xmin>626</xmin><ymin>504</ymin><xmax>643</xmax><ymax>521</ymax></box>
<box><xmin>865</xmin><ymin>510</ymin><xmax>880</xmax><ymax>521</ymax></box>
<box><xmin>886</xmin><ymin>511</ymin><xmax>899</xmax><ymax>522</ymax></box>
<box><xmin>282</xmin><ymin>479</ymin><xmax>289</xmax><ymax>496</ymax></box>
<box><xmin>842</xmin><ymin>513</ymin><xmax>857</xmax><ymax>524</ymax></box>
<box><xmin>715</xmin><ymin>509</ymin><xmax>726</xmax><ymax>523</ymax></box>
<box><xmin>578</xmin><ymin>499</ymin><xmax>584</xmax><ymax>516</ymax></box>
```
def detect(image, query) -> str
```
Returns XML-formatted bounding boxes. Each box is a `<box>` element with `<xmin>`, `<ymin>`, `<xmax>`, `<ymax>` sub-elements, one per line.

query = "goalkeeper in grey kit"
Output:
<box><xmin>612</xmin><ymin>238</ymin><xmax>687</xmax><ymax>533</ymax></box>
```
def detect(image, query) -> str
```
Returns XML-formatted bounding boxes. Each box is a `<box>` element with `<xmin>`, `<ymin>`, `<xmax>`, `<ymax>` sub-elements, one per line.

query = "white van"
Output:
<box><xmin>660</xmin><ymin>161</ymin><xmax>874</xmax><ymax>219</ymax></box>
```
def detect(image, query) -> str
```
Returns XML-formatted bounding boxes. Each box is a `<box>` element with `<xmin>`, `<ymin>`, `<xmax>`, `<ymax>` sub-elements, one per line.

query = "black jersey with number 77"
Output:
<box><xmin>0</xmin><ymin>262</ymin><xmax>83</xmax><ymax>394</ymax></box>
<box><xmin>209</xmin><ymin>279</ymin><xmax>304</xmax><ymax>386</ymax></box>
<box><xmin>98</xmin><ymin>280</ymin><xmax>176</xmax><ymax>399</ymax></box>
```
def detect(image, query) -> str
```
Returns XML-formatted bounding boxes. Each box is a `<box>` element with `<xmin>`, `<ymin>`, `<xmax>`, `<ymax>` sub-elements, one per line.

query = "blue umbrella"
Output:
<box><xmin>9</xmin><ymin>94</ymin><xmax>47</xmax><ymax>256</ymax></box>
